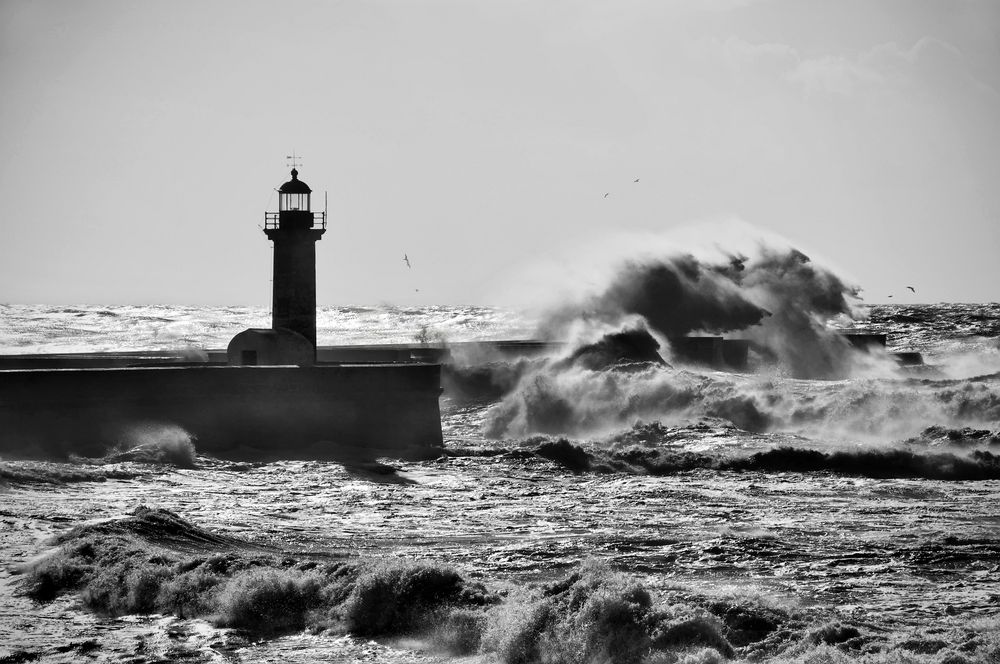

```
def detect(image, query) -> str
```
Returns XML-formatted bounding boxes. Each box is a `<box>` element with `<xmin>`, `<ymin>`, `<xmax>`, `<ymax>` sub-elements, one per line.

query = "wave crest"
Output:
<box><xmin>476</xmin><ymin>434</ymin><xmax>1000</xmax><ymax>481</ymax></box>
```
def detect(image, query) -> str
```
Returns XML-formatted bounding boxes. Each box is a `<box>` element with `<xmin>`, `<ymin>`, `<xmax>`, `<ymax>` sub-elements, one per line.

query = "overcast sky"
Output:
<box><xmin>1</xmin><ymin>0</ymin><xmax>997</xmax><ymax>306</ymax></box>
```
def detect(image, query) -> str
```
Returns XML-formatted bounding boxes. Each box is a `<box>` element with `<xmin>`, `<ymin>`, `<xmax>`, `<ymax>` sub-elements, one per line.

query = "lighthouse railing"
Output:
<box><xmin>264</xmin><ymin>212</ymin><xmax>326</xmax><ymax>230</ymax></box>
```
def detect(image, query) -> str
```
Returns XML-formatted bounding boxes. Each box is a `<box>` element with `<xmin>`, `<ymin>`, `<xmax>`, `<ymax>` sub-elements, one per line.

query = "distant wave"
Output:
<box><xmin>0</xmin><ymin>303</ymin><xmax>531</xmax><ymax>354</ymax></box>
<box><xmin>905</xmin><ymin>425</ymin><xmax>1000</xmax><ymax>447</ymax></box>
<box><xmin>722</xmin><ymin>446</ymin><xmax>1000</xmax><ymax>480</ymax></box>
<box><xmin>0</xmin><ymin>462</ymin><xmax>144</xmax><ymax>486</ymax></box>
<box><xmin>869</xmin><ymin>302</ymin><xmax>1000</xmax><ymax>342</ymax></box>
<box><xmin>53</xmin><ymin>505</ymin><xmax>244</xmax><ymax>551</ymax></box>
<box><xmin>457</xmin><ymin>435</ymin><xmax>1000</xmax><ymax>481</ymax></box>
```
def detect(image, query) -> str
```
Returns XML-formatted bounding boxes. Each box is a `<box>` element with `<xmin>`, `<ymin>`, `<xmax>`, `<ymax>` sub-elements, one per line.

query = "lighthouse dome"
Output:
<box><xmin>279</xmin><ymin>168</ymin><xmax>312</xmax><ymax>194</ymax></box>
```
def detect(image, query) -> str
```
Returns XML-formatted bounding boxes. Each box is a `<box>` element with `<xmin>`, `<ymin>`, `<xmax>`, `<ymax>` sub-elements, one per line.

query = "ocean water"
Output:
<box><xmin>1</xmin><ymin>300</ymin><xmax>999</xmax><ymax>663</ymax></box>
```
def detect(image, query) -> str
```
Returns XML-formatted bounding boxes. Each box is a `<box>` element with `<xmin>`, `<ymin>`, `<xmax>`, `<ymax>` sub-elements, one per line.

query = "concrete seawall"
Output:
<box><xmin>0</xmin><ymin>364</ymin><xmax>443</xmax><ymax>461</ymax></box>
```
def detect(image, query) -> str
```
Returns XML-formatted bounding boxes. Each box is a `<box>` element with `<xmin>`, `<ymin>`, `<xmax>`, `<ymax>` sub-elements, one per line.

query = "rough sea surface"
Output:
<box><xmin>1</xmin><ymin>301</ymin><xmax>999</xmax><ymax>663</ymax></box>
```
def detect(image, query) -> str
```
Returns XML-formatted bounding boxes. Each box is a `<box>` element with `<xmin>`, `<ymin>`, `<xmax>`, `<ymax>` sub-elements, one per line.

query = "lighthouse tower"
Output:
<box><xmin>226</xmin><ymin>167</ymin><xmax>327</xmax><ymax>367</ymax></box>
<box><xmin>265</xmin><ymin>168</ymin><xmax>326</xmax><ymax>348</ymax></box>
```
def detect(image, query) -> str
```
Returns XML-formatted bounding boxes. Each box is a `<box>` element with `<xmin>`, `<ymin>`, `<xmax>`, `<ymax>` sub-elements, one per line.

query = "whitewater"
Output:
<box><xmin>1</xmin><ymin>298</ymin><xmax>999</xmax><ymax>663</ymax></box>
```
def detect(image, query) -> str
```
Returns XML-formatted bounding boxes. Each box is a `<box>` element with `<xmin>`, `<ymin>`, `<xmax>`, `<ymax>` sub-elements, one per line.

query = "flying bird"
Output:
<box><xmin>906</xmin><ymin>286</ymin><xmax>915</xmax><ymax>293</ymax></box>
<box><xmin>603</xmin><ymin>193</ymin><xmax>609</xmax><ymax>198</ymax></box>
<box><xmin>634</xmin><ymin>178</ymin><xmax>640</xmax><ymax>183</ymax></box>
<box><xmin>404</xmin><ymin>254</ymin><xmax>411</xmax><ymax>269</ymax></box>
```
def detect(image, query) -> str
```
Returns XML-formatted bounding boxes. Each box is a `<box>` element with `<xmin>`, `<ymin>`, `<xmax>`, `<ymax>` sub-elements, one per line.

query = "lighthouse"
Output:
<box><xmin>265</xmin><ymin>167</ymin><xmax>326</xmax><ymax>348</ymax></box>
<box><xmin>227</xmin><ymin>167</ymin><xmax>327</xmax><ymax>366</ymax></box>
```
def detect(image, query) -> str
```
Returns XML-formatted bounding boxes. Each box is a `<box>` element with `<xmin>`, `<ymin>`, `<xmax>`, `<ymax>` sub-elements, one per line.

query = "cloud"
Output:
<box><xmin>786</xmin><ymin>36</ymin><xmax>998</xmax><ymax>98</ymax></box>
<box><xmin>704</xmin><ymin>32</ymin><xmax>996</xmax><ymax>100</ymax></box>
<box><xmin>710</xmin><ymin>36</ymin><xmax>798</xmax><ymax>74</ymax></box>
<box><xmin>786</xmin><ymin>54</ymin><xmax>883</xmax><ymax>95</ymax></box>
<box><xmin>696</xmin><ymin>0</ymin><xmax>780</xmax><ymax>13</ymax></box>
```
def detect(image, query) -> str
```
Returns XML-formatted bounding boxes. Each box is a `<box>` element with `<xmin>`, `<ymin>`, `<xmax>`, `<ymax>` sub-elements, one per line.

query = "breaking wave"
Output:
<box><xmin>480</xmin><ymin>356</ymin><xmax>1000</xmax><ymax>441</ymax></box>
<box><xmin>536</xmin><ymin>246</ymin><xmax>864</xmax><ymax>380</ymax></box>
<box><xmin>0</xmin><ymin>422</ymin><xmax>199</xmax><ymax>467</ymax></box>
<box><xmin>98</xmin><ymin>423</ymin><xmax>198</xmax><ymax>468</ymax></box>
<box><xmin>0</xmin><ymin>424</ymin><xmax>198</xmax><ymax>485</ymax></box>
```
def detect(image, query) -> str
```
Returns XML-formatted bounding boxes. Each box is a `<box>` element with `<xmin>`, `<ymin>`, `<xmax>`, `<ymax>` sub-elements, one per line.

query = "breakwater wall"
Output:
<box><xmin>0</xmin><ymin>364</ymin><xmax>442</xmax><ymax>461</ymax></box>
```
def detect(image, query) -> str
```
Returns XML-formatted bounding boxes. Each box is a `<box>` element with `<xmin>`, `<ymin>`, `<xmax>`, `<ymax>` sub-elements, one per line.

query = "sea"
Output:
<box><xmin>1</xmin><ymin>298</ymin><xmax>999</xmax><ymax>663</ymax></box>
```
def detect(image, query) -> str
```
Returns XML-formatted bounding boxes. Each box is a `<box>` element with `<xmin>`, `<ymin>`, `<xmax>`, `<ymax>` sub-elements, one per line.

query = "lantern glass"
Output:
<box><xmin>280</xmin><ymin>193</ymin><xmax>310</xmax><ymax>211</ymax></box>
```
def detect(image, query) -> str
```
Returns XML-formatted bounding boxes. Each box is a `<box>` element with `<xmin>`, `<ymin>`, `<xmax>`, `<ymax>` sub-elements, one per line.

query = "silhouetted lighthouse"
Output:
<box><xmin>265</xmin><ymin>168</ymin><xmax>326</xmax><ymax>348</ymax></box>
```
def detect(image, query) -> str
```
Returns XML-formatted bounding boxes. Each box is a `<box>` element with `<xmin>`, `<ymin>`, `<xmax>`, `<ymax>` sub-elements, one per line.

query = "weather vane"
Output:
<box><xmin>286</xmin><ymin>151</ymin><xmax>302</xmax><ymax>169</ymax></box>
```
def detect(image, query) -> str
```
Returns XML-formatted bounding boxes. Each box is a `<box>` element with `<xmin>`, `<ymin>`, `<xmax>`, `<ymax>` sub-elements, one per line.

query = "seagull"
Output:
<box><xmin>404</xmin><ymin>254</ymin><xmax>411</xmax><ymax>269</ymax></box>
<box><xmin>634</xmin><ymin>178</ymin><xmax>640</xmax><ymax>183</ymax></box>
<box><xmin>603</xmin><ymin>193</ymin><xmax>609</xmax><ymax>198</ymax></box>
<box><xmin>906</xmin><ymin>286</ymin><xmax>915</xmax><ymax>293</ymax></box>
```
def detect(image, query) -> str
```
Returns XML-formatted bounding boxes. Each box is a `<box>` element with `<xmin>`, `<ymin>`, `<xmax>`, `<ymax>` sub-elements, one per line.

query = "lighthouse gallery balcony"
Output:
<box><xmin>264</xmin><ymin>210</ymin><xmax>326</xmax><ymax>231</ymax></box>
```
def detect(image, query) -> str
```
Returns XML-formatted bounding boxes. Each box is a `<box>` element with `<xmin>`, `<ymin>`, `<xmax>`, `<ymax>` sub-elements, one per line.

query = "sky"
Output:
<box><xmin>1</xmin><ymin>0</ymin><xmax>998</xmax><ymax>306</ymax></box>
